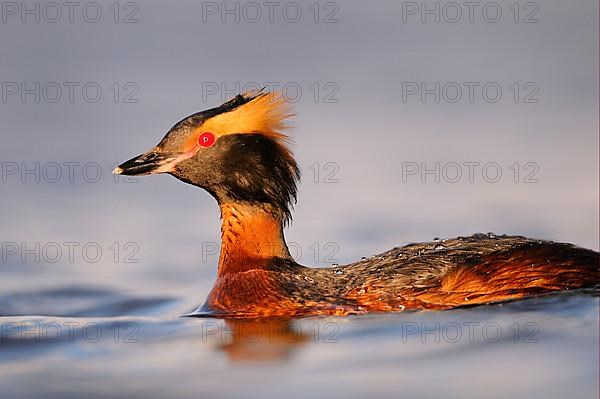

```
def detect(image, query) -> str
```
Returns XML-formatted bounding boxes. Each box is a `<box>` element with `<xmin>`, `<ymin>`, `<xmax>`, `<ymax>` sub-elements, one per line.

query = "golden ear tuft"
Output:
<box><xmin>199</xmin><ymin>92</ymin><xmax>295</xmax><ymax>141</ymax></box>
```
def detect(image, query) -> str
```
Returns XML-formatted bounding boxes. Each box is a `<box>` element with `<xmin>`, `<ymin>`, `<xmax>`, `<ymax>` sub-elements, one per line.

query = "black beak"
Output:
<box><xmin>113</xmin><ymin>149</ymin><xmax>177</xmax><ymax>176</ymax></box>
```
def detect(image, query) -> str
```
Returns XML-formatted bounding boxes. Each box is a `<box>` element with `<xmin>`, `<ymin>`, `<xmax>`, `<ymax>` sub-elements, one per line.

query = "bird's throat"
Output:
<box><xmin>217</xmin><ymin>203</ymin><xmax>290</xmax><ymax>276</ymax></box>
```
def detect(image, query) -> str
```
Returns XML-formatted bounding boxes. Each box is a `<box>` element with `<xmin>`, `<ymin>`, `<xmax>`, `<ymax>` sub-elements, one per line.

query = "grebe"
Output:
<box><xmin>114</xmin><ymin>92</ymin><xmax>599</xmax><ymax>317</ymax></box>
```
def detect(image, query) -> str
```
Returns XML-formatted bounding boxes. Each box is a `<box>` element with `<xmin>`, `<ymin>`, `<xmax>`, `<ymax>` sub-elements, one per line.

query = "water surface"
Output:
<box><xmin>1</xmin><ymin>287</ymin><xmax>597</xmax><ymax>398</ymax></box>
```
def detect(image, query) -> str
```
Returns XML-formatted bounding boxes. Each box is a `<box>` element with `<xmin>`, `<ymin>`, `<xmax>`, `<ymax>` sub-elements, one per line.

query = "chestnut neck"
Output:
<box><xmin>217</xmin><ymin>202</ymin><xmax>291</xmax><ymax>276</ymax></box>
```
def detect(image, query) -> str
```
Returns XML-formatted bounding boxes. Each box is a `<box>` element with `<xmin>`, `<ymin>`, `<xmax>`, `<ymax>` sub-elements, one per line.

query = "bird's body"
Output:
<box><xmin>115</xmin><ymin>92</ymin><xmax>599</xmax><ymax>317</ymax></box>
<box><xmin>201</xmin><ymin>233</ymin><xmax>598</xmax><ymax>317</ymax></box>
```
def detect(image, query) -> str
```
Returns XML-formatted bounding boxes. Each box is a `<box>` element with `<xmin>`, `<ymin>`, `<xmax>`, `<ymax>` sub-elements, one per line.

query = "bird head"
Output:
<box><xmin>114</xmin><ymin>92</ymin><xmax>300</xmax><ymax>222</ymax></box>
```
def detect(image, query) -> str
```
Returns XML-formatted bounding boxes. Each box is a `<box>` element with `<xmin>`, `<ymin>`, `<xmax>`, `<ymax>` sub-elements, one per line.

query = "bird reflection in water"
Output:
<box><xmin>200</xmin><ymin>318</ymin><xmax>310</xmax><ymax>362</ymax></box>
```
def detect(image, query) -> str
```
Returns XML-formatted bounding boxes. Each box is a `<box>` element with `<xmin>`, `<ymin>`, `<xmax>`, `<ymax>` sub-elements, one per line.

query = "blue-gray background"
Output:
<box><xmin>1</xmin><ymin>0</ymin><xmax>597</xmax><ymax>307</ymax></box>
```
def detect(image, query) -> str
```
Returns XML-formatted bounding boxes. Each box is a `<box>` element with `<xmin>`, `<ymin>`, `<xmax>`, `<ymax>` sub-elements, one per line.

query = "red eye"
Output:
<box><xmin>197</xmin><ymin>132</ymin><xmax>216</xmax><ymax>148</ymax></box>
